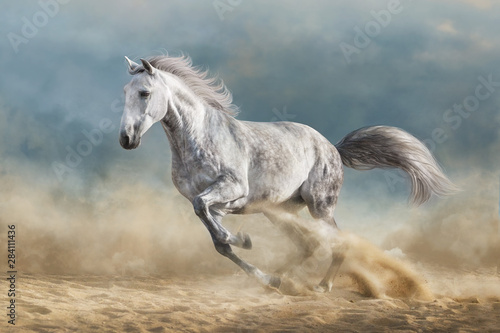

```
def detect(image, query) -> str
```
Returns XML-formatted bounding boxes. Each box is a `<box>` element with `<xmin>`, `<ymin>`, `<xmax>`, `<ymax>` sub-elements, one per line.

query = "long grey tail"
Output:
<box><xmin>335</xmin><ymin>126</ymin><xmax>457</xmax><ymax>206</ymax></box>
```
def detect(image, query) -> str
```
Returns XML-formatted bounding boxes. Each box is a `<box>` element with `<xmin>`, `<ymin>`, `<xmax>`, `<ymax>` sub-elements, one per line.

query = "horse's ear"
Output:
<box><xmin>140</xmin><ymin>58</ymin><xmax>156</xmax><ymax>75</ymax></box>
<box><xmin>125</xmin><ymin>56</ymin><xmax>140</xmax><ymax>74</ymax></box>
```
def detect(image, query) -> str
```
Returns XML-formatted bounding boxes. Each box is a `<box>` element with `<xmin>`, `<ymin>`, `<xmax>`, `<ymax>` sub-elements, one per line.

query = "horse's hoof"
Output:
<box><xmin>313</xmin><ymin>282</ymin><xmax>332</xmax><ymax>293</ymax></box>
<box><xmin>237</xmin><ymin>232</ymin><xmax>252</xmax><ymax>250</ymax></box>
<box><xmin>268</xmin><ymin>275</ymin><xmax>281</xmax><ymax>289</ymax></box>
<box><xmin>313</xmin><ymin>285</ymin><xmax>327</xmax><ymax>293</ymax></box>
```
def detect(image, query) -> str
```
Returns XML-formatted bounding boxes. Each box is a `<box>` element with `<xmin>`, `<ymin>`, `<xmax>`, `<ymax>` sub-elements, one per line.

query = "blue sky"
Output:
<box><xmin>1</xmin><ymin>0</ymin><xmax>499</xmax><ymax>200</ymax></box>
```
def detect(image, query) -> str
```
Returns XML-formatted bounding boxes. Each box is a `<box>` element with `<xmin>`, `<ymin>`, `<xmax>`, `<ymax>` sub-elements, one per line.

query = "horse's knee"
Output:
<box><xmin>302</xmin><ymin>236</ymin><xmax>321</xmax><ymax>259</ymax></box>
<box><xmin>214</xmin><ymin>241</ymin><xmax>232</xmax><ymax>256</ymax></box>
<box><xmin>192</xmin><ymin>195</ymin><xmax>206</xmax><ymax>217</ymax></box>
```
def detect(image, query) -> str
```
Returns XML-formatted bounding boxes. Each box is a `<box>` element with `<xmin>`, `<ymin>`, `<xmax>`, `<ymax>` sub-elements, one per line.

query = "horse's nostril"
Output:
<box><xmin>120</xmin><ymin>133</ymin><xmax>130</xmax><ymax>147</ymax></box>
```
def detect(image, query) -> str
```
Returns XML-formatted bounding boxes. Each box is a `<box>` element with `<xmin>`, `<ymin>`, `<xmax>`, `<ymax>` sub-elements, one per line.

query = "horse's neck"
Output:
<box><xmin>161</xmin><ymin>88</ymin><xmax>226</xmax><ymax>159</ymax></box>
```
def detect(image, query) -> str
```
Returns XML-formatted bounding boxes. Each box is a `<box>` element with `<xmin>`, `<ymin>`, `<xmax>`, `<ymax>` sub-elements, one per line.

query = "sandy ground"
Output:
<box><xmin>2</xmin><ymin>264</ymin><xmax>499</xmax><ymax>333</ymax></box>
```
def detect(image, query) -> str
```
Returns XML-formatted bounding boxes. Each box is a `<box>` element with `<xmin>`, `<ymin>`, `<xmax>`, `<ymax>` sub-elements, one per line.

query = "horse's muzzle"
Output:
<box><xmin>119</xmin><ymin>131</ymin><xmax>140</xmax><ymax>150</ymax></box>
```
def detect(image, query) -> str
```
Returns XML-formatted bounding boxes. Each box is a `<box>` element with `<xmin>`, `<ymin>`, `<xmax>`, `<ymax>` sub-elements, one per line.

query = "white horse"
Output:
<box><xmin>119</xmin><ymin>55</ymin><xmax>456</xmax><ymax>292</ymax></box>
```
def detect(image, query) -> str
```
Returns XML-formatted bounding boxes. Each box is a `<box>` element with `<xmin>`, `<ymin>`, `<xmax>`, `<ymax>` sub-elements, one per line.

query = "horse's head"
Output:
<box><xmin>120</xmin><ymin>57</ymin><xmax>170</xmax><ymax>150</ymax></box>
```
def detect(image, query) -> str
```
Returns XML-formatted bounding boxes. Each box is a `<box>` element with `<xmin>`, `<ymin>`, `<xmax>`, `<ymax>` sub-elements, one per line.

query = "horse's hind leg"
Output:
<box><xmin>300</xmin><ymin>154</ymin><xmax>346</xmax><ymax>292</ymax></box>
<box><xmin>264</xmin><ymin>210</ymin><xmax>320</xmax><ymax>273</ymax></box>
<box><xmin>315</xmin><ymin>223</ymin><xmax>346</xmax><ymax>292</ymax></box>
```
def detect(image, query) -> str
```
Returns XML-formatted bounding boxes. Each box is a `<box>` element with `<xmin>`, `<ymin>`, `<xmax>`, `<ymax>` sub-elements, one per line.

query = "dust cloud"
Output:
<box><xmin>1</xmin><ymin>161</ymin><xmax>500</xmax><ymax>332</ymax></box>
<box><xmin>0</xmin><ymin>163</ymin><xmax>498</xmax><ymax>302</ymax></box>
<box><xmin>383</xmin><ymin>171</ymin><xmax>499</xmax><ymax>269</ymax></box>
<box><xmin>339</xmin><ymin>232</ymin><xmax>434</xmax><ymax>300</ymax></box>
<box><xmin>0</xmin><ymin>173</ymin><xmax>233</xmax><ymax>276</ymax></box>
<box><xmin>242</xmin><ymin>210</ymin><xmax>435</xmax><ymax>299</ymax></box>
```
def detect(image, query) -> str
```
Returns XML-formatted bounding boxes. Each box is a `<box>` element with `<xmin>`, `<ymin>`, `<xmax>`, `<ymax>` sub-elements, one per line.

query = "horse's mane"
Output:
<box><xmin>130</xmin><ymin>54</ymin><xmax>238</xmax><ymax>116</ymax></box>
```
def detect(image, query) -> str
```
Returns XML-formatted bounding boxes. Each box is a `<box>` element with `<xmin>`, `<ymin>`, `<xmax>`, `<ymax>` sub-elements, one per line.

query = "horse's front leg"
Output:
<box><xmin>192</xmin><ymin>175</ymin><xmax>251</xmax><ymax>249</ymax></box>
<box><xmin>192</xmin><ymin>175</ymin><xmax>281</xmax><ymax>289</ymax></box>
<box><xmin>212</xmin><ymin>237</ymin><xmax>281</xmax><ymax>289</ymax></box>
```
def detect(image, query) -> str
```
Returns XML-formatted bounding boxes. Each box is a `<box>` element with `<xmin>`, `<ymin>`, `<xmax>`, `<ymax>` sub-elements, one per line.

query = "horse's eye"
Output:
<box><xmin>139</xmin><ymin>91</ymin><xmax>150</xmax><ymax>98</ymax></box>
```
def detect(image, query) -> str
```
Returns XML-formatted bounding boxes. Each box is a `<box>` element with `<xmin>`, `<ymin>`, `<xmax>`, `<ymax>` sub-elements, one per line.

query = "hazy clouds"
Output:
<box><xmin>1</xmin><ymin>0</ymin><xmax>499</xmax><ymax>205</ymax></box>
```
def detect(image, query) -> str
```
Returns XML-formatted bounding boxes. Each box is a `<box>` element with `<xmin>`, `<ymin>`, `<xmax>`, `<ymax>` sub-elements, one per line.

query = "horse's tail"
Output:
<box><xmin>335</xmin><ymin>126</ymin><xmax>457</xmax><ymax>206</ymax></box>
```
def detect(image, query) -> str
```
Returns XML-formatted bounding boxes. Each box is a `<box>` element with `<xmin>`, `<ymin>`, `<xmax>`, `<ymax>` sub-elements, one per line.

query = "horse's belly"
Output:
<box><xmin>247</xmin><ymin>166</ymin><xmax>308</xmax><ymax>204</ymax></box>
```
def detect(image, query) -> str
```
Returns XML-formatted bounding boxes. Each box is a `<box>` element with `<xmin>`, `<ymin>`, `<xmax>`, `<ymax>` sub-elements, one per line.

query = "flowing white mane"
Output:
<box><xmin>130</xmin><ymin>55</ymin><xmax>238</xmax><ymax>116</ymax></box>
